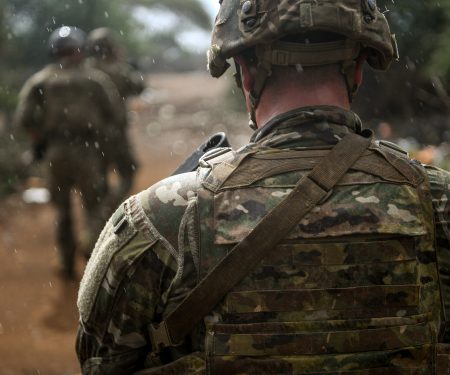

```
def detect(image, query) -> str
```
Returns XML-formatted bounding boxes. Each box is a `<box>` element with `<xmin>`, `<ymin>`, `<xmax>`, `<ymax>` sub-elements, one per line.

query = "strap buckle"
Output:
<box><xmin>149</xmin><ymin>321</ymin><xmax>173</xmax><ymax>353</ymax></box>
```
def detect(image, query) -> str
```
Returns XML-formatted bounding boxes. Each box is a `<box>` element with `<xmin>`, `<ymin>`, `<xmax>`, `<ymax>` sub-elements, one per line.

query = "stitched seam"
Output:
<box><xmin>129</xmin><ymin>195</ymin><xmax>179</xmax><ymax>263</ymax></box>
<box><xmin>187</xmin><ymin>199</ymin><xmax>200</xmax><ymax>275</ymax></box>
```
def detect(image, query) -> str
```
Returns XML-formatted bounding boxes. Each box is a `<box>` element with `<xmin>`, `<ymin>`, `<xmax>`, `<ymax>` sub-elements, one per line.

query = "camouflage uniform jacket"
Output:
<box><xmin>84</xmin><ymin>57</ymin><xmax>145</xmax><ymax>100</ymax></box>
<box><xmin>14</xmin><ymin>62</ymin><xmax>123</xmax><ymax>145</ymax></box>
<box><xmin>83</xmin><ymin>57</ymin><xmax>144</xmax><ymax>156</ymax></box>
<box><xmin>76</xmin><ymin>106</ymin><xmax>450</xmax><ymax>374</ymax></box>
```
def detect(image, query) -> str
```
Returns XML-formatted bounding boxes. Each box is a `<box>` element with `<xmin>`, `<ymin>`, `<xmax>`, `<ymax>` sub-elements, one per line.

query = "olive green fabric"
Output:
<box><xmin>15</xmin><ymin>62</ymin><xmax>123</xmax><ymax>276</ymax></box>
<box><xmin>84</xmin><ymin>57</ymin><xmax>144</xmax><ymax>100</ymax></box>
<box><xmin>150</xmin><ymin>131</ymin><xmax>372</xmax><ymax>350</ymax></box>
<box><xmin>15</xmin><ymin>63</ymin><xmax>123</xmax><ymax>139</ymax></box>
<box><xmin>208</xmin><ymin>0</ymin><xmax>398</xmax><ymax>78</ymax></box>
<box><xmin>76</xmin><ymin>106</ymin><xmax>450</xmax><ymax>373</ymax></box>
<box><xmin>197</xmin><ymin>109</ymin><xmax>440</xmax><ymax>374</ymax></box>
<box><xmin>84</xmin><ymin>28</ymin><xmax>145</xmax><ymax>208</ymax></box>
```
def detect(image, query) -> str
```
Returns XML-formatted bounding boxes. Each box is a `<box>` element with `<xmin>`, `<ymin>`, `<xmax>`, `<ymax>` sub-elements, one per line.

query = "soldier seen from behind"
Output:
<box><xmin>14</xmin><ymin>26</ymin><xmax>124</xmax><ymax>279</ymax></box>
<box><xmin>76</xmin><ymin>1</ymin><xmax>450</xmax><ymax>373</ymax></box>
<box><xmin>85</xmin><ymin>27</ymin><xmax>145</xmax><ymax>208</ymax></box>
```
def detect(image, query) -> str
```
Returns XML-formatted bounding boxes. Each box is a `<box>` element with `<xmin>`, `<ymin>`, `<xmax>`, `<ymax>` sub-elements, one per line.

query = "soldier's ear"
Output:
<box><xmin>234</xmin><ymin>56</ymin><xmax>255</xmax><ymax>93</ymax></box>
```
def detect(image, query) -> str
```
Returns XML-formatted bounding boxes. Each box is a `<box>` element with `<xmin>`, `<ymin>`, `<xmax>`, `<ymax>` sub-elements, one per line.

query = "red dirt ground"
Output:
<box><xmin>0</xmin><ymin>72</ymin><xmax>249</xmax><ymax>375</ymax></box>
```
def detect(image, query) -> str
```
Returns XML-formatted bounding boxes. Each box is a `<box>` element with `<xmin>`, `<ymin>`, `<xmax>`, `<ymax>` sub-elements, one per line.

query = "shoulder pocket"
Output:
<box><xmin>78</xmin><ymin>202</ymin><xmax>156</xmax><ymax>322</ymax></box>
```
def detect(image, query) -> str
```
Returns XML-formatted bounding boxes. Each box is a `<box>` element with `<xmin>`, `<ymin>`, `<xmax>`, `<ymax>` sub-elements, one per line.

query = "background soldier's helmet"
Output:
<box><xmin>85</xmin><ymin>28</ymin><xmax>121</xmax><ymax>60</ymax></box>
<box><xmin>207</xmin><ymin>0</ymin><xmax>398</xmax><ymax>77</ymax></box>
<box><xmin>48</xmin><ymin>26</ymin><xmax>86</xmax><ymax>57</ymax></box>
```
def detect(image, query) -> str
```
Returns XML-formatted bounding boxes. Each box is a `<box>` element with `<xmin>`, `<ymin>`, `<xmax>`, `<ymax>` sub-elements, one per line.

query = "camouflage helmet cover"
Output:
<box><xmin>48</xmin><ymin>26</ymin><xmax>86</xmax><ymax>57</ymax></box>
<box><xmin>207</xmin><ymin>0</ymin><xmax>398</xmax><ymax>77</ymax></box>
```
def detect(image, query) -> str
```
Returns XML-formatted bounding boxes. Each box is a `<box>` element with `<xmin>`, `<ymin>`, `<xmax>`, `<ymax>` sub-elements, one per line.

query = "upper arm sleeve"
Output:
<box><xmin>14</xmin><ymin>78</ymin><xmax>44</xmax><ymax>134</ymax></box>
<box><xmin>91</xmin><ymin>70</ymin><xmax>126</xmax><ymax>127</ymax></box>
<box><xmin>76</xmin><ymin>200</ymin><xmax>178</xmax><ymax>374</ymax></box>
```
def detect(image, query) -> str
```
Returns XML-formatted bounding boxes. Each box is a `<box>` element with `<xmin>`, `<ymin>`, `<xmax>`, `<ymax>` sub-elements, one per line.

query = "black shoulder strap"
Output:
<box><xmin>149</xmin><ymin>131</ymin><xmax>373</xmax><ymax>353</ymax></box>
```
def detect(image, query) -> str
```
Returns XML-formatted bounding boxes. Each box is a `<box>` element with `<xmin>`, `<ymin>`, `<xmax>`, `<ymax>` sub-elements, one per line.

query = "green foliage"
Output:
<box><xmin>0</xmin><ymin>86</ymin><xmax>18</xmax><ymax>113</ymax></box>
<box><xmin>2</xmin><ymin>0</ymin><xmax>210</xmax><ymax>71</ymax></box>
<box><xmin>0</xmin><ymin>0</ymin><xmax>210</xmax><ymax>110</ymax></box>
<box><xmin>0</xmin><ymin>3</ymin><xmax>5</xmax><ymax>52</ymax></box>
<box><xmin>353</xmin><ymin>0</ymin><xmax>450</xmax><ymax>142</ymax></box>
<box><xmin>0</xmin><ymin>129</ymin><xmax>28</xmax><ymax>196</ymax></box>
<box><xmin>4</xmin><ymin>0</ymin><xmax>137</xmax><ymax>69</ymax></box>
<box><xmin>126</xmin><ymin>0</ymin><xmax>211</xmax><ymax>71</ymax></box>
<box><xmin>382</xmin><ymin>0</ymin><xmax>445</xmax><ymax>69</ymax></box>
<box><xmin>428</xmin><ymin>0</ymin><xmax>450</xmax><ymax>78</ymax></box>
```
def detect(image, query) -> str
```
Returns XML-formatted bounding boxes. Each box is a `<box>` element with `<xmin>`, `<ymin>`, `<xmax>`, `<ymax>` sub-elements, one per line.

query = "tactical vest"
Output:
<box><xmin>195</xmin><ymin>143</ymin><xmax>444</xmax><ymax>375</ymax></box>
<box><xmin>40</xmin><ymin>68</ymin><xmax>108</xmax><ymax>139</ymax></box>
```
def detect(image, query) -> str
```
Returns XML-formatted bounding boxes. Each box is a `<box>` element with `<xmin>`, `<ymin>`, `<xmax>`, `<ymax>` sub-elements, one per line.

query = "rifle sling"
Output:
<box><xmin>149</xmin><ymin>131</ymin><xmax>373</xmax><ymax>352</ymax></box>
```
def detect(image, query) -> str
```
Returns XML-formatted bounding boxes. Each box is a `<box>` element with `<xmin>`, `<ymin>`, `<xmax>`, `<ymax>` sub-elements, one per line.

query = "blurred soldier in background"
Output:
<box><xmin>76</xmin><ymin>1</ymin><xmax>450</xmax><ymax>374</ymax></box>
<box><xmin>85</xmin><ymin>27</ymin><xmax>145</xmax><ymax>207</ymax></box>
<box><xmin>14</xmin><ymin>26</ymin><xmax>123</xmax><ymax>279</ymax></box>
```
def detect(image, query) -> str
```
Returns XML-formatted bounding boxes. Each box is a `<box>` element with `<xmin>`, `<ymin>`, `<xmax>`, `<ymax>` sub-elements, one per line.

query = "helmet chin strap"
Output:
<box><xmin>236</xmin><ymin>39</ymin><xmax>361</xmax><ymax>128</ymax></box>
<box><xmin>341</xmin><ymin>59</ymin><xmax>358</xmax><ymax>102</ymax></box>
<box><xmin>234</xmin><ymin>52</ymin><xmax>272</xmax><ymax>130</ymax></box>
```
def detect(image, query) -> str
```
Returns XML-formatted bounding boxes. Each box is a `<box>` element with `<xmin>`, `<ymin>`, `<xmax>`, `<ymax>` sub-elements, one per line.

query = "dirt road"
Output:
<box><xmin>0</xmin><ymin>72</ymin><xmax>249</xmax><ymax>374</ymax></box>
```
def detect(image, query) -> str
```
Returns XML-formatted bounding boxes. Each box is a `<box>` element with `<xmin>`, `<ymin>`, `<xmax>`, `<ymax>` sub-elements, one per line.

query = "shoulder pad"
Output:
<box><xmin>199</xmin><ymin>147</ymin><xmax>234</xmax><ymax>167</ymax></box>
<box><xmin>78</xmin><ymin>201</ymin><xmax>137</xmax><ymax>322</ymax></box>
<box><xmin>376</xmin><ymin>140</ymin><xmax>409</xmax><ymax>158</ymax></box>
<box><xmin>78</xmin><ymin>198</ymin><xmax>157</xmax><ymax>322</ymax></box>
<box><xmin>374</xmin><ymin>140</ymin><xmax>425</xmax><ymax>186</ymax></box>
<box><xmin>139</xmin><ymin>172</ymin><xmax>200</xmax><ymax>250</ymax></box>
<box><xmin>201</xmin><ymin>149</ymin><xmax>253</xmax><ymax>192</ymax></box>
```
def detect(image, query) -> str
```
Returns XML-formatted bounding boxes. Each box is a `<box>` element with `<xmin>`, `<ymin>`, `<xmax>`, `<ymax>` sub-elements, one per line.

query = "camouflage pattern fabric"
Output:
<box><xmin>208</xmin><ymin>0</ymin><xmax>398</xmax><ymax>78</ymax></box>
<box><xmin>15</xmin><ymin>62</ymin><xmax>123</xmax><ymax>276</ymax></box>
<box><xmin>76</xmin><ymin>106</ymin><xmax>450</xmax><ymax>374</ymax></box>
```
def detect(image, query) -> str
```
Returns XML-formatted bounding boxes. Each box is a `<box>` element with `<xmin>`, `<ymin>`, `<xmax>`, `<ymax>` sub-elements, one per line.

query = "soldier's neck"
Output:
<box><xmin>57</xmin><ymin>55</ymin><xmax>83</xmax><ymax>69</ymax></box>
<box><xmin>256</xmin><ymin>87</ymin><xmax>350</xmax><ymax>128</ymax></box>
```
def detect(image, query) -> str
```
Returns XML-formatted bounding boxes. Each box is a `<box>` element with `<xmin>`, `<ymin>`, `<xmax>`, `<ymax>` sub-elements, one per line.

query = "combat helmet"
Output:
<box><xmin>48</xmin><ymin>26</ymin><xmax>86</xmax><ymax>58</ymax></box>
<box><xmin>85</xmin><ymin>27</ymin><xmax>121</xmax><ymax>60</ymax></box>
<box><xmin>207</xmin><ymin>0</ymin><xmax>399</xmax><ymax>126</ymax></box>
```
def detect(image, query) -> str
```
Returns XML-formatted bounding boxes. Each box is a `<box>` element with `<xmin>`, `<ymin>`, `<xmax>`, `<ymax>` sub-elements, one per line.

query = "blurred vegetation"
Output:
<box><xmin>354</xmin><ymin>0</ymin><xmax>450</xmax><ymax>145</ymax></box>
<box><xmin>0</xmin><ymin>132</ymin><xmax>28</xmax><ymax>195</ymax></box>
<box><xmin>0</xmin><ymin>0</ymin><xmax>211</xmax><ymax>109</ymax></box>
<box><xmin>131</xmin><ymin>0</ymin><xmax>211</xmax><ymax>30</ymax></box>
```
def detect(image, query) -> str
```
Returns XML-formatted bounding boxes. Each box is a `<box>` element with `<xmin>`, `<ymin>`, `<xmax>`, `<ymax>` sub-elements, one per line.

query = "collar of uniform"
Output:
<box><xmin>250</xmin><ymin>106</ymin><xmax>362</xmax><ymax>148</ymax></box>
